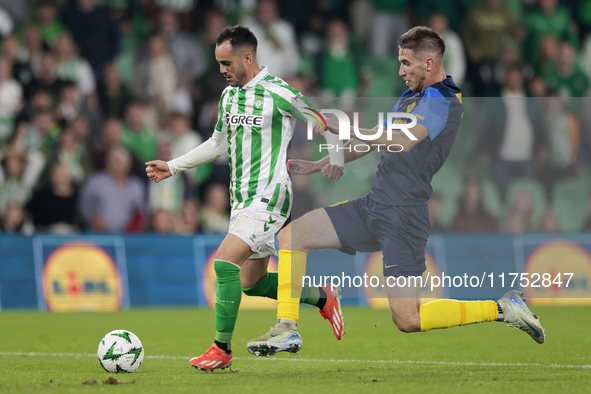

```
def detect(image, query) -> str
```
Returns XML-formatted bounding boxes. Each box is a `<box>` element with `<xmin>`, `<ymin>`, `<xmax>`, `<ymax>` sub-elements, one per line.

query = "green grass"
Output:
<box><xmin>0</xmin><ymin>306</ymin><xmax>590</xmax><ymax>393</ymax></box>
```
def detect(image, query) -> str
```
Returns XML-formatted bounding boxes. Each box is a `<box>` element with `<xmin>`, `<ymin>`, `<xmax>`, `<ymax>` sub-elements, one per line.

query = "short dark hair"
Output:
<box><xmin>216</xmin><ymin>25</ymin><xmax>257</xmax><ymax>53</ymax></box>
<box><xmin>398</xmin><ymin>26</ymin><xmax>445</xmax><ymax>59</ymax></box>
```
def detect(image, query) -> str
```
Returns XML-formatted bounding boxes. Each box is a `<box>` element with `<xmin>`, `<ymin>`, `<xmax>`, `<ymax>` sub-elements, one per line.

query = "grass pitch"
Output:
<box><xmin>0</xmin><ymin>306</ymin><xmax>590</xmax><ymax>393</ymax></box>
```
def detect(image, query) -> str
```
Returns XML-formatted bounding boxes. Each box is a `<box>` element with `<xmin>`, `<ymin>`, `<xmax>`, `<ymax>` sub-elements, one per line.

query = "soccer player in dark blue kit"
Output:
<box><xmin>247</xmin><ymin>26</ymin><xmax>545</xmax><ymax>356</ymax></box>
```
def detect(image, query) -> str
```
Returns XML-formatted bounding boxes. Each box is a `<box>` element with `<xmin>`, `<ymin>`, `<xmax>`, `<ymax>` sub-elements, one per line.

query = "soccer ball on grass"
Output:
<box><xmin>97</xmin><ymin>330</ymin><xmax>144</xmax><ymax>373</ymax></box>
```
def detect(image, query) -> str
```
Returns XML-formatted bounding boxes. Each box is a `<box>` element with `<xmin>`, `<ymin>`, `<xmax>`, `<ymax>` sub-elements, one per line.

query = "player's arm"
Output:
<box><xmin>351</xmin><ymin>122</ymin><xmax>429</xmax><ymax>152</ymax></box>
<box><xmin>324</xmin><ymin>117</ymin><xmax>429</xmax><ymax>152</ymax></box>
<box><xmin>145</xmin><ymin>132</ymin><xmax>228</xmax><ymax>183</ymax></box>
<box><xmin>289</xmin><ymin>138</ymin><xmax>374</xmax><ymax>178</ymax></box>
<box><xmin>290</xmin><ymin>93</ymin><xmax>345</xmax><ymax>168</ymax></box>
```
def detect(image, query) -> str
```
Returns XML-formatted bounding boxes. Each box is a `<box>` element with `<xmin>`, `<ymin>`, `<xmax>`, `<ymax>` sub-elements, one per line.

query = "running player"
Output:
<box><xmin>145</xmin><ymin>26</ymin><xmax>345</xmax><ymax>371</ymax></box>
<box><xmin>247</xmin><ymin>26</ymin><xmax>545</xmax><ymax>357</ymax></box>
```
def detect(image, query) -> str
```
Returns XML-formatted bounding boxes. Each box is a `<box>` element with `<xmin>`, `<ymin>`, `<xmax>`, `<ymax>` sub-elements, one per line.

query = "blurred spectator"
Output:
<box><xmin>315</xmin><ymin>19</ymin><xmax>369</xmax><ymax>105</ymax></box>
<box><xmin>0</xmin><ymin>203</ymin><xmax>34</xmax><ymax>234</ymax></box>
<box><xmin>60</xmin><ymin>0</ymin><xmax>121</xmax><ymax>80</ymax></box>
<box><xmin>369</xmin><ymin>0</ymin><xmax>409</xmax><ymax>58</ymax></box>
<box><xmin>429</xmin><ymin>13</ymin><xmax>466</xmax><ymax>87</ymax></box>
<box><xmin>538</xmin><ymin>93</ymin><xmax>579</xmax><ymax>194</ymax></box>
<box><xmin>543</xmin><ymin>42</ymin><xmax>590</xmax><ymax>99</ymax></box>
<box><xmin>169</xmin><ymin>112</ymin><xmax>203</xmax><ymax>158</ymax></box>
<box><xmin>131</xmin><ymin>34</ymin><xmax>178</xmax><ymax>117</ymax></box>
<box><xmin>97</xmin><ymin>62</ymin><xmax>130</xmax><ymax>119</ymax></box>
<box><xmin>476</xmin><ymin>64</ymin><xmax>548</xmax><ymax>196</ymax></box>
<box><xmin>504</xmin><ymin>191</ymin><xmax>534</xmax><ymax>233</ymax></box>
<box><xmin>535</xmin><ymin>35</ymin><xmax>559</xmax><ymax>75</ymax></box>
<box><xmin>26</xmin><ymin>162</ymin><xmax>79</xmax><ymax>233</ymax></box>
<box><xmin>53</xmin><ymin>32</ymin><xmax>96</xmax><ymax>96</ymax></box>
<box><xmin>151</xmin><ymin>208</ymin><xmax>176</xmax><ymax>234</ymax></box>
<box><xmin>523</xmin><ymin>0</ymin><xmax>579</xmax><ymax>71</ymax></box>
<box><xmin>539</xmin><ymin>210</ymin><xmax>561</xmax><ymax>232</ymax></box>
<box><xmin>463</xmin><ymin>0</ymin><xmax>519</xmax><ymax>95</ymax></box>
<box><xmin>90</xmin><ymin>118</ymin><xmax>122</xmax><ymax>170</ymax></box>
<box><xmin>46</xmin><ymin>124</ymin><xmax>89</xmax><ymax>184</ymax></box>
<box><xmin>201</xmin><ymin>183</ymin><xmax>230</xmax><ymax>233</ymax></box>
<box><xmin>148</xmin><ymin>141</ymin><xmax>185</xmax><ymax>214</ymax></box>
<box><xmin>26</xmin><ymin>1</ymin><xmax>67</xmax><ymax>47</ymax></box>
<box><xmin>24</xmin><ymin>51</ymin><xmax>65</xmax><ymax>102</ymax></box>
<box><xmin>0</xmin><ymin>150</ymin><xmax>31</xmax><ymax>215</ymax></box>
<box><xmin>427</xmin><ymin>192</ymin><xmax>445</xmax><ymax>232</ymax></box>
<box><xmin>3</xmin><ymin>34</ymin><xmax>34</xmax><ymax>88</ymax></box>
<box><xmin>243</xmin><ymin>0</ymin><xmax>300</xmax><ymax>79</ymax></box>
<box><xmin>176</xmin><ymin>198</ymin><xmax>201</xmax><ymax>234</ymax></box>
<box><xmin>529</xmin><ymin>75</ymin><xmax>548</xmax><ymax>97</ymax></box>
<box><xmin>79</xmin><ymin>147</ymin><xmax>145</xmax><ymax>232</ymax></box>
<box><xmin>168</xmin><ymin>111</ymin><xmax>203</xmax><ymax>182</ymax></box>
<box><xmin>22</xmin><ymin>27</ymin><xmax>43</xmax><ymax>78</ymax></box>
<box><xmin>18</xmin><ymin>108</ymin><xmax>59</xmax><ymax>154</ymax></box>
<box><xmin>492</xmin><ymin>41</ymin><xmax>533</xmax><ymax>94</ymax></box>
<box><xmin>0</xmin><ymin>56</ymin><xmax>23</xmax><ymax>143</ymax></box>
<box><xmin>121</xmin><ymin>101</ymin><xmax>157</xmax><ymax>164</ymax></box>
<box><xmin>20</xmin><ymin>89</ymin><xmax>54</xmax><ymax>122</ymax></box>
<box><xmin>193</xmin><ymin>8</ymin><xmax>229</xmax><ymax>123</ymax></box>
<box><xmin>196</xmin><ymin>7</ymin><xmax>227</xmax><ymax>79</ymax></box>
<box><xmin>70</xmin><ymin>114</ymin><xmax>91</xmax><ymax>143</ymax></box>
<box><xmin>451</xmin><ymin>179</ymin><xmax>498</xmax><ymax>232</ymax></box>
<box><xmin>157</xmin><ymin>8</ymin><xmax>206</xmax><ymax>85</ymax></box>
<box><xmin>54</xmin><ymin>81</ymin><xmax>102</xmax><ymax>139</ymax></box>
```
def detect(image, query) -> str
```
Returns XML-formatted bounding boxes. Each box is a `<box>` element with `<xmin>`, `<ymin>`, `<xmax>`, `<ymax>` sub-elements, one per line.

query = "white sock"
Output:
<box><xmin>277</xmin><ymin>318</ymin><xmax>297</xmax><ymax>328</ymax></box>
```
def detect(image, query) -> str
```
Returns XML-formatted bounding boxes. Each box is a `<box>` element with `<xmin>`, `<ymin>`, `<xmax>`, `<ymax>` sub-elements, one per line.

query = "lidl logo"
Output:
<box><xmin>523</xmin><ymin>240</ymin><xmax>591</xmax><ymax>306</ymax></box>
<box><xmin>43</xmin><ymin>242</ymin><xmax>123</xmax><ymax>312</ymax></box>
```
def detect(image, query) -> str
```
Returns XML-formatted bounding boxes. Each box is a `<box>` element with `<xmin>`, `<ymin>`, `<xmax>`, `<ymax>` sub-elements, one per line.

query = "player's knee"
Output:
<box><xmin>277</xmin><ymin>225</ymin><xmax>292</xmax><ymax>249</ymax></box>
<box><xmin>391</xmin><ymin>314</ymin><xmax>420</xmax><ymax>333</ymax></box>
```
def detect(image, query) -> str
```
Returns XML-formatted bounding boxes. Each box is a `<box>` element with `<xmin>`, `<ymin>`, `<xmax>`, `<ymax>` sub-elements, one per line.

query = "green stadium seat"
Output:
<box><xmin>551</xmin><ymin>177</ymin><xmax>591</xmax><ymax>232</ymax></box>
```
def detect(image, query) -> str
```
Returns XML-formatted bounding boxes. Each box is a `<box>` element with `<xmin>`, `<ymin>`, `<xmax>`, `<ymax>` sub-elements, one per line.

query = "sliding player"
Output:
<box><xmin>247</xmin><ymin>26</ymin><xmax>545</xmax><ymax>357</ymax></box>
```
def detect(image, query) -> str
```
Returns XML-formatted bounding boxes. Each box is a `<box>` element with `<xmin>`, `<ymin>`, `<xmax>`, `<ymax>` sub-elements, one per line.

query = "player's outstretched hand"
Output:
<box><xmin>145</xmin><ymin>160</ymin><xmax>172</xmax><ymax>183</ymax></box>
<box><xmin>321</xmin><ymin>164</ymin><xmax>344</xmax><ymax>180</ymax></box>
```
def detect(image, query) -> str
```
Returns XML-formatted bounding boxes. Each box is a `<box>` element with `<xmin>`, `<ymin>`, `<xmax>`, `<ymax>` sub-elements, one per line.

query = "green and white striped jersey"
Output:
<box><xmin>215</xmin><ymin>66</ymin><xmax>315</xmax><ymax>217</ymax></box>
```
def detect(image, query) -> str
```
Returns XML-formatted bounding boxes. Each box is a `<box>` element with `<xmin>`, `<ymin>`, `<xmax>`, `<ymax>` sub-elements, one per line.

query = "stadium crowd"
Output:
<box><xmin>0</xmin><ymin>0</ymin><xmax>590</xmax><ymax>234</ymax></box>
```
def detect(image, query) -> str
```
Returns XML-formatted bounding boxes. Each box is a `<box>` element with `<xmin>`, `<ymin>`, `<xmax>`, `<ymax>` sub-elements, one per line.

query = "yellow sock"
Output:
<box><xmin>277</xmin><ymin>249</ymin><xmax>307</xmax><ymax>322</ymax></box>
<box><xmin>419</xmin><ymin>299</ymin><xmax>498</xmax><ymax>332</ymax></box>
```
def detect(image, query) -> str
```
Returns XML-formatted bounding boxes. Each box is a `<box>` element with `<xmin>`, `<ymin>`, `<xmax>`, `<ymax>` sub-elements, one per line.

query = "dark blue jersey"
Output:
<box><xmin>369</xmin><ymin>76</ymin><xmax>462</xmax><ymax>206</ymax></box>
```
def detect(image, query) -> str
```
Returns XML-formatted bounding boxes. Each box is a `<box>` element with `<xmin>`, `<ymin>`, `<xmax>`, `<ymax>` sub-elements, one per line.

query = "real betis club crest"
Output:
<box><xmin>254</xmin><ymin>97</ymin><xmax>263</xmax><ymax>108</ymax></box>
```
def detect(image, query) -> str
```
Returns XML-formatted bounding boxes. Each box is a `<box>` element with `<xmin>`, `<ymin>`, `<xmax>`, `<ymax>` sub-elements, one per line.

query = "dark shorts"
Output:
<box><xmin>324</xmin><ymin>195</ymin><xmax>429</xmax><ymax>277</ymax></box>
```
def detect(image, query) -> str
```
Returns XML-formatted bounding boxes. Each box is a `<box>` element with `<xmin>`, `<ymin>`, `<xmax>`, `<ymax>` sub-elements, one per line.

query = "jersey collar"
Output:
<box><xmin>242</xmin><ymin>66</ymin><xmax>269</xmax><ymax>89</ymax></box>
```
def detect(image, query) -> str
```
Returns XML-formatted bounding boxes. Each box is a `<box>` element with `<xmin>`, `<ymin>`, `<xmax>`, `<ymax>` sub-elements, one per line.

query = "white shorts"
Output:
<box><xmin>228</xmin><ymin>208</ymin><xmax>287</xmax><ymax>259</ymax></box>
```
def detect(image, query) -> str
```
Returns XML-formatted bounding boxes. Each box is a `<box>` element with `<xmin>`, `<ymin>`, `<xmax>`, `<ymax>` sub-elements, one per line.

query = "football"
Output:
<box><xmin>97</xmin><ymin>330</ymin><xmax>144</xmax><ymax>373</ymax></box>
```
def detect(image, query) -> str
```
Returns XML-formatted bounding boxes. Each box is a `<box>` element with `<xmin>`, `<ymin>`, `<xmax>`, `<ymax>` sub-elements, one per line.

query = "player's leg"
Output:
<box><xmin>246</xmin><ymin>208</ymin><xmax>345</xmax><ymax>356</ymax></box>
<box><xmin>190</xmin><ymin>233</ymin><xmax>253</xmax><ymax>371</ymax></box>
<box><xmin>388</xmin><ymin>282</ymin><xmax>545</xmax><ymax>343</ymax></box>
<box><xmin>378</xmin><ymin>204</ymin><xmax>543</xmax><ymax>341</ymax></box>
<box><xmin>240</xmin><ymin>257</ymin><xmax>336</xmax><ymax>308</ymax></box>
<box><xmin>248</xmin><ymin>200</ymin><xmax>376</xmax><ymax>356</ymax></box>
<box><xmin>275</xmin><ymin>208</ymin><xmax>343</xmax><ymax>326</ymax></box>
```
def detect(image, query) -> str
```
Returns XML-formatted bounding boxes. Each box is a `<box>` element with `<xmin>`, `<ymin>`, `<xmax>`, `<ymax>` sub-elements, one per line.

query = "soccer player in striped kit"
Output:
<box><xmin>146</xmin><ymin>25</ymin><xmax>345</xmax><ymax>371</ymax></box>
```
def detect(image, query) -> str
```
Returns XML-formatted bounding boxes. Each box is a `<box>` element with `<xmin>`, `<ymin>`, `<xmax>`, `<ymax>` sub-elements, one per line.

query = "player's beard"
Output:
<box><xmin>412</xmin><ymin>75</ymin><xmax>426</xmax><ymax>92</ymax></box>
<box><xmin>231</xmin><ymin>63</ymin><xmax>248</xmax><ymax>87</ymax></box>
